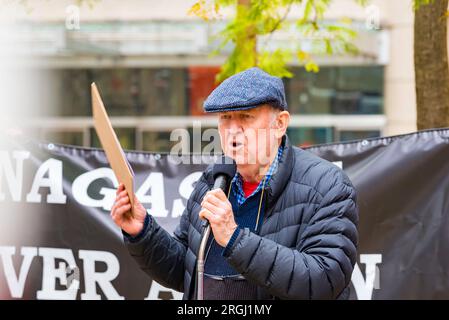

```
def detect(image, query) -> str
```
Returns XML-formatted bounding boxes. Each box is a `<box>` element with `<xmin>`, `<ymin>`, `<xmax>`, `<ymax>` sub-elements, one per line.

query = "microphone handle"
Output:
<box><xmin>213</xmin><ymin>175</ymin><xmax>228</xmax><ymax>192</ymax></box>
<box><xmin>197</xmin><ymin>224</ymin><xmax>211</xmax><ymax>300</ymax></box>
<box><xmin>197</xmin><ymin>175</ymin><xmax>230</xmax><ymax>299</ymax></box>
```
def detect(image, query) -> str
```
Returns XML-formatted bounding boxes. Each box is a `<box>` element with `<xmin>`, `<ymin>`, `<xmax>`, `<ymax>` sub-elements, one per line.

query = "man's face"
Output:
<box><xmin>217</xmin><ymin>104</ymin><xmax>279</xmax><ymax>166</ymax></box>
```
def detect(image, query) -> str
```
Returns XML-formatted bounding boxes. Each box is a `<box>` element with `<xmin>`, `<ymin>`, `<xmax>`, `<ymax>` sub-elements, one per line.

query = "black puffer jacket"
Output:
<box><xmin>125</xmin><ymin>135</ymin><xmax>359</xmax><ymax>299</ymax></box>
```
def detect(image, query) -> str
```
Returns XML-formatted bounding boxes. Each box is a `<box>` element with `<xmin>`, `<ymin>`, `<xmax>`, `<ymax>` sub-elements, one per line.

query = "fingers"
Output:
<box><xmin>208</xmin><ymin>188</ymin><xmax>228</xmax><ymax>201</ymax></box>
<box><xmin>116</xmin><ymin>183</ymin><xmax>126</xmax><ymax>196</ymax></box>
<box><xmin>111</xmin><ymin>190</ymin><xmax>130</xmax><ymax>220</ymax></box>
<box><xmin>199</xmin><ymin>208</ymin><xmax>218</xmax><ymax>223</ymax></box>
<box><xmin>199</xmin><ymin>190</ymin><xmax>231</xmax><ymax>223</ymax></box>
<box><xmin>201</xmin><ymin>193</ymin><xmax>221</xmax><ymax>207</ymax></box>
<box><xmin>113</xmin><ymin>187</ymin><xmax>141</xmax><ymax>213</ymax></box>
<box><xmin>117</xmin><ymin>190</ymin><xmax>128</xmax><ymax>199</ymax></box>
<box><xmin>201</xmin><ymin>190</ymin><xmax>229</xmax><ymax>208</ymax></box>
<box><xmin>114</xmin><ymin>190</ymin><xmax>129</xmax><ymax>208</ymax></box>
<box><xmin>199</xmin><ymin>188</ymin><xmax>232</xmax><ymax>224</ymax></box>
<box><xmin>113</xmin><ymin>191</ymin><xmax>129</xmax><ymax>208</ymax></box>
<box><xmin>201</xmin><ymin>201</ymin><xmax>225</xmax><ymax>217</ymax></box>
<box><xmin>111</xmin><ymin>203</ymin><xmax>131</xmax><ymax>222</ymax></box>
<box><xmin>116</xmin><ymin>194</ymin><xmax>130</xmax><ymax>206</ymax></box>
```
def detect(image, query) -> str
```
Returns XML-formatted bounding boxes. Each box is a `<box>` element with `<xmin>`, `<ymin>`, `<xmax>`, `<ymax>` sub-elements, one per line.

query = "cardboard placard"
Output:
<box><xmin>91</xmin><ymin>82</ymin><xmax>135</xmax><ymax>216</ymax></box>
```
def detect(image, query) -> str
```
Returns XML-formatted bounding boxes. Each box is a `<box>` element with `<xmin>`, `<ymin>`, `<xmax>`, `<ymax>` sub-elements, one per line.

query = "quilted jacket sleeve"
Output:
<box><xmin>123</xmin><ymin>183</ymin><xmax>199</xmax><ymax>292</ymax></box>
<box><xmin>224</xmin><ymin>180</ymin><xmax>359</xmax><ymax>299</ymax></box>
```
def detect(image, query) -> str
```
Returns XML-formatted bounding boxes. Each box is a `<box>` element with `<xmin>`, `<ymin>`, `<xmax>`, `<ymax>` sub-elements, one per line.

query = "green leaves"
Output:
<box><xmin>413</xmin><ymin>0</ymin><xmax>435</xmax><ymax>10</ymax></box>
<box><xmin>188</xmin><ymin>0</ymin><xmax>363</xmax><ymax>82</ymax></box>
<box><xmin>259</xmin><ymin>49</ymin><xmax>294</xmax><ymax>77</ymax></box>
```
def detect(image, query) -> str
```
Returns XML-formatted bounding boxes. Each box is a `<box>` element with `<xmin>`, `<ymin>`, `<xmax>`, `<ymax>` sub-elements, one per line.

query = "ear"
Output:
<box><xmin>274</xmin><ymin>111</ymin><xmax>290</xmax><ymax>139</ymax></box>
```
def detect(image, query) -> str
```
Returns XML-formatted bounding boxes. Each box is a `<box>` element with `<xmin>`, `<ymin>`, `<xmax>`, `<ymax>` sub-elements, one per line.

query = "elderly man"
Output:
<box><xmin>111</xmin><ymin>67</ymin><xmax>358</xmax><ymax>300</ymax></box>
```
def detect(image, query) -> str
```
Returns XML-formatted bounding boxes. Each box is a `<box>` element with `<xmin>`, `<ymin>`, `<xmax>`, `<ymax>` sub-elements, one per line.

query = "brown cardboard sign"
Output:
<box><xmin>91</xmin><ymin>82</ymin><xmax>135</xmax><ymax>216</ymax></box>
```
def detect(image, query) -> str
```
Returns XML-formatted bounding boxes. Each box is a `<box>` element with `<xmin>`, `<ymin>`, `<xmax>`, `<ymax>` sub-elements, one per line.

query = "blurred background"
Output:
<box><xmin>1</xmin><ymin>0</ymin><xmax>448</xmax><ymax>301</ymax></box>
<box><xmin>1</xmin><ymin>0</ymin><xmax>420</xmax><ymax>151</ymax></box>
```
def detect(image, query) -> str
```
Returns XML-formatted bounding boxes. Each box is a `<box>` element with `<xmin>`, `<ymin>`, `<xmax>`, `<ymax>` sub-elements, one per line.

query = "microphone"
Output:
<box><xmin>197</xmin><ymin>155</ymin><xmax>236</xmax><ymax>300</ymax></box>
<box><xmin>202</xmin><ymin>156</ymin><xmax>237</xmax><ymax>228</ymax></box>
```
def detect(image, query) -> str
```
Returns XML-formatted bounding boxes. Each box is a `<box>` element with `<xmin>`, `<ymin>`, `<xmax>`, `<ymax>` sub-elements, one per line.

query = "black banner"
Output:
<box><xmin>0</xmin><ymin>128</ymin><xmax>448</xmax><ymax>299</ymax></box>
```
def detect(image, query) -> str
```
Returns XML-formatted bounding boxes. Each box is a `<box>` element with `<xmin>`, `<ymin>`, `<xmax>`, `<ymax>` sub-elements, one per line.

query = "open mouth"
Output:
<box><xmin>230</xmin><ymin>140</ymin><xmax>244</xmax><ymax>150</ymax></box>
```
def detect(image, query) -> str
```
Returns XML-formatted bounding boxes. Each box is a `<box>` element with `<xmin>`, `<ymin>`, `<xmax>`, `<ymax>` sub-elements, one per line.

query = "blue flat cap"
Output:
<box><xmin>203</xmin><ymin>67</ymin><xmax>287</xmax><ymax>113</ymax></box>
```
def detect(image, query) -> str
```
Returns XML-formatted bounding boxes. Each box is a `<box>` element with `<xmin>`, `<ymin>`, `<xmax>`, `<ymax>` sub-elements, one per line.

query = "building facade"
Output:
<box><xmin>7</xmin><ymin>0</ymin><xmax>423</xmax><ymax>152</ymax></box>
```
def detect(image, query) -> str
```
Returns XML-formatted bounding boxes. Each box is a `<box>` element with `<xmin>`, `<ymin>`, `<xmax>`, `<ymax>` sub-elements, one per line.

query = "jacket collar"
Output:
<box><xmin>205</xmin><ymin>134</ymin><xmax>294</xmax><ymax>209</ymax></box>
<box><xmin>265</xmin><ymin>134</ymin><xmax>294</xmax><ymax>211</ymax></box>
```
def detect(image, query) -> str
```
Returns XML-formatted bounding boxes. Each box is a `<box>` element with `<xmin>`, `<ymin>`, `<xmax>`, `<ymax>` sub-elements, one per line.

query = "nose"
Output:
<box><xmin>227</xmin><ymin>119</ymin><xmax>242</xmax><ymax>135</ymax></box>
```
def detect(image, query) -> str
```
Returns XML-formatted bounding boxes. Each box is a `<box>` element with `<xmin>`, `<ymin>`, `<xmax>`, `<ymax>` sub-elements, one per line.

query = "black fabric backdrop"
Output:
<box><xmin>0</xmin><ymin>128</ymin><xmax>448</xmax><ymax>299</ymax></box>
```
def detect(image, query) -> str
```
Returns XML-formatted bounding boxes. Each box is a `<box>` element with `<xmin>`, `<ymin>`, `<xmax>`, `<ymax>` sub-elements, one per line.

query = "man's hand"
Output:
<box><xmin>199</xmin><ymin>189</ymin><xmax>238</xmax><ymax>247</ymax></box>
<box><xmin>111</xmin><ymin>183</ymin><xmax>147</xmax><ymax>237</ymax></box>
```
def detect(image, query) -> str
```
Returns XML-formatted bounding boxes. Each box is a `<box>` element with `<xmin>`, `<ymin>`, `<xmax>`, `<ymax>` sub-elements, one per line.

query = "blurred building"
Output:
<box><xmin>11</xmin><ymin>0</ymin><xmax>419</xmax><ymax>151</ymax></box>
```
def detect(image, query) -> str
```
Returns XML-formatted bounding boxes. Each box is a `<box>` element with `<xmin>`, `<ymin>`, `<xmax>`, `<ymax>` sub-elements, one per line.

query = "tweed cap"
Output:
<box><xmin>203</xmin><ymin>67</ymin><xmax>287</xmax><ymax>113</ymax></box>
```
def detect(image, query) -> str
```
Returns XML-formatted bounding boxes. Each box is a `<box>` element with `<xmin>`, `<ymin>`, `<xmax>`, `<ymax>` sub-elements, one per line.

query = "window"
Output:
<box><xmin>32</xmin><ymin>66</ymin><xmax>385</xmax><ymax>151</ymax></box>
<box><xmin>140</xmin><ymin>68</ymin><xmax>188</xmax><ymax>116</ymax></box>
<box><xmin>287</xmin><ymin>66</ymin><xmax>384</xmax><ymax>115</ymax></box>
<box><xmin>89</xmin><ymin>69</ymin><xmax>143</xmax><ymax>116</ymax></box>
<box><xmin>39</xmin><ymin>68</ymin><xmax>188</xmax><ymax>117</ymax></box>
<box><xmin>90</xmin><ymin>128</ymin><xmax>136</xmax><ymax>151</ymax></box>
<box><xmin>141</xmin><ymin>131</ymin><xmax>176</xmax><ymax>153</ymax></box>
<box><xmin>59</xmin><ymin>70</ymin><xmax>91</xmax><ymax>116</ymax></box>
<box><xmin>287</xmin><ymin>127</ymin><xmax>333</xmax><ymax>148</ymax></box>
